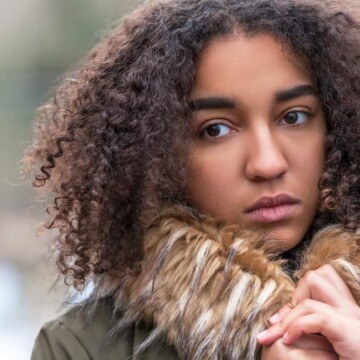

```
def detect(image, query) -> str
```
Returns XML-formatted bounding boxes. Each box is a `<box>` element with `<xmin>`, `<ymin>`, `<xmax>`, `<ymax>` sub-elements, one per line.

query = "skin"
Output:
<box><xmin>186</xmin><ymin>34</ymin><xmax>360</xmax><ymax>358</ymax></box>
<box><xmin>187</xmin><ymin>34</ymin><xmax>326</xmax><ymax>251</ymax></box>
<box><xmin>258</xmin><ymin>264</ymin><xmax>360</xmax><ymax>359</ymax></box>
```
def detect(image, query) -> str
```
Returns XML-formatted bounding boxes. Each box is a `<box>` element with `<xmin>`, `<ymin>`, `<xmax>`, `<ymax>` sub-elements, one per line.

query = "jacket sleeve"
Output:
<box><xmin>31</xmin><ymin>321</ymin><xmax>91</xmax><ymax>360</ymax></box>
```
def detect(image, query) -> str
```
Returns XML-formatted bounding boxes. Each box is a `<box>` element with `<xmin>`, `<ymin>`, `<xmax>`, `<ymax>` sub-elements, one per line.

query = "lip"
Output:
<box><xmin>244</xmin><ymin>194</ymin><xmax>301</xmax><ymax>223</ymax></box>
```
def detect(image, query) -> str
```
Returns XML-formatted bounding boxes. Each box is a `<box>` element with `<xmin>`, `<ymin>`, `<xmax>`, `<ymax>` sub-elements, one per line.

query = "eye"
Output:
<box><xmin>199</xmin><ymin>123</ymin><xmax>232</xmax><ymax>139</ymax></box>
<box><xmin>279</xmin><ymin>111</ymin><xmax>309</xmax><ymax>126</ymax></box>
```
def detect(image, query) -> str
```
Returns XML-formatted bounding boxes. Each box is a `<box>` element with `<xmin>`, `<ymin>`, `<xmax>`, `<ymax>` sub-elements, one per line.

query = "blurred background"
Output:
<box><xmin>0</xmin><ymin>0</ymin><xmax>142</xmax><ymax>358</ymax></box>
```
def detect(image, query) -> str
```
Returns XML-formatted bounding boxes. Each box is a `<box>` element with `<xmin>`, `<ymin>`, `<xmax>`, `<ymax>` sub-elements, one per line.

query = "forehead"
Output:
<box><xmin>192</xmin><ymin>34</ymin><xmax>311</xmax><ymax>99</ymax></box>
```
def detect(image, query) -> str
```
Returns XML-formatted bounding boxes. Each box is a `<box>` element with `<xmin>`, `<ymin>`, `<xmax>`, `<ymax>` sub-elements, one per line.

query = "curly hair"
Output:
<box><xmin>23</xmin><ymin>0</ymin><xmax>360</xmax><ymax>289</ymax></box>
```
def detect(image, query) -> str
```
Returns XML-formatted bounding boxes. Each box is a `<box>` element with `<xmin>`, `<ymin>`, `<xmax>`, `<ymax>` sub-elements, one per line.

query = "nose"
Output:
<box><xmin>245</xmin><ymin>126</ymin><xmax>288</xmax><ymax>181</ymax></box>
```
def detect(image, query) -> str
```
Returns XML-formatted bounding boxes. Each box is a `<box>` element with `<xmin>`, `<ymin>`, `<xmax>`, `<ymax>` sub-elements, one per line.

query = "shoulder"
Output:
<box><xmin>31</xmin><ymin>297</ymin><xmax>133</xmax><ymax>360</ymax></box>
<box><xmin>31</xmin><ymin>297</ymin><xmax>178</xmax><ymax>360</ymax></box>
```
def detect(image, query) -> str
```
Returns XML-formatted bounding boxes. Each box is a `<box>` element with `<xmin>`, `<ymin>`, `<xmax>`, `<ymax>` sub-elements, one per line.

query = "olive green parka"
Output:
<box><xmin>31</xmin><ymin>297</ymin><xmax>178</xmax><ymax>360</ymax></box>
<box><xmin>31</xmin><ymin>208</ymin><xmax>360</xmax><ymax>360</ymax></box>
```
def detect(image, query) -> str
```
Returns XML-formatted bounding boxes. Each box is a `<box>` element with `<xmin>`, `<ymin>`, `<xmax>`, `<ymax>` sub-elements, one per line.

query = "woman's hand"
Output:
<box><xmin>257</xmin><ymin>264</ymin><xmax>360</xmax><ymax>360</ymax></box>
<box><xmin>261</xmin><ymin>335</ymin><xmax>338</xmax><ymax>360</ymax></box>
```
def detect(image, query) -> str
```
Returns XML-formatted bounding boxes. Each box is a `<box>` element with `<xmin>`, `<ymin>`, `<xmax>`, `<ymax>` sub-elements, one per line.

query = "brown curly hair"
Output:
<box><xmin>24</xmin><ymin>0</ymin><xmax>360</xmax><ymax>289</ymax></box>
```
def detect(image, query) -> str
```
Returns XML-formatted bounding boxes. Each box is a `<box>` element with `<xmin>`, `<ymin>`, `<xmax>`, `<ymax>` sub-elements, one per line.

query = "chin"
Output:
<box><xmin>262</xmin><ymin>226</ymin><xmax>304</xmax><ymax>253</ymax></box>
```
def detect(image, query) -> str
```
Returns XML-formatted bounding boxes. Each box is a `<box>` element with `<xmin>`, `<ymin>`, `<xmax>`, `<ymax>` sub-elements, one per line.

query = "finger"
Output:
<box><xmin>280</xmin><ymin>299</ymin><xmax>330</xmax><ymax>331</ymax></box>
<box><xmin>290</xmin><ymin>348</ymin><xmax>338</xmax><ymax>360</ymax></box>
<box><xmin>269</xmin><ymin>303</ymin><xmax>292</xmax><ymax>325</ymax></box>
<box><xmin>269</xmin><ymin>271</ymin><xmax>336</xmax><ymax>326</ymax></box>
<box><xmin>259</xmin><ymin>300</ymin><xmax>332</xmax><ymax>346</ymax></box>
<box><xmin>316</xmin><ymin>264</ymin><xmax>356</xmax><ymax>304</ymax></box>
<box><xmin>270</xmin><ymin>265</ymin><xmax>358</xmax><ymax>326</ymax></box>
<box><xmin>292</xmin><ymin>269</ymin><xmax>347</xmax><ymax>309</ymax></box>
<box><xmin>292</xmin><ymin>334</ymin><xmax>335</xmax><ymax>354</ymax></box>
<box><xmin>282</xmin><ymin>312</ymin><xmax>344</xmax><ymax>345</ymax></box>
<box><xmin>257</xmin><ymin>325</ymin><xmax>285</xmax><ymax>346</ymax></box>
<box><xmin>261</xmin><ymin>337</ymin><xmax>338</xmax><ymax>360</ymax></box>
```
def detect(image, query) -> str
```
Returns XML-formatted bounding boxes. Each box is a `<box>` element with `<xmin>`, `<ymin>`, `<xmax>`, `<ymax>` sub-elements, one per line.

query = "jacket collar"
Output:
<box><xmin>107</xmin><ymin>207</ymin><xmax>360</xmax><ymax>359</ymax></box>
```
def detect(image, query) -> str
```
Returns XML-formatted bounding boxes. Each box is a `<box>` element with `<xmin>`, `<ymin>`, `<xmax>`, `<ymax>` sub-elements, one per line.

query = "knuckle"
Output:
<box><xmin>303</xmin><ymin>270</ymin><xmax>321</xmax><ymax>287</ymax></box>
<box><xmin>320</xmin><ymin>318</ymin><xmax>328</xmax><ymax>331</ymax></box>
<box><xmin>293</xmin><ymin>317</ymin><xmax>304</xmax><ymax>329</ymax></box>
<box><xmin>315</xmin><ymin>312</ymin><xmax>327</xmax><ymax>328</ymax></box>
<box><xmin>302</xmin><ymin>270</ymin><xmax>313</xmax><ymax>282</ymax></box>
<box><xmin>318</xmin><ymin>264</ymin><xmax>335</xmax><ymax>276</ymax></box>
<box><xmin>299</xmin><ymin>298</ymin><xmax>313</xmax><ymax>310</ymax></box>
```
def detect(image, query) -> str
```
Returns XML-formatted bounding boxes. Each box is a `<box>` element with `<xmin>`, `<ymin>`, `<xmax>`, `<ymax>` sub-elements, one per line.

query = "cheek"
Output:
<box><xmin>303</xmin><ymin>137</ymin><xmax>325</xmax><ymax>181</ymax></box>
<box><xmin>186</xmin><ymin>147</ymin><xmax>242</xmax><ymax>213</ymax></box>
<box><xmin>298</xmin><ymin>152</ymin><xmax>324</xmax><ymax>188</ymax></box>
<box><xmin>291</xmin><ymin>134</ymin><xmax>325</xmax><ymax>206</ymax></box>
<box><xmin>187</xmin><ymin>157</ymin><xmax>229</xmax><ymax>200</ymax></box>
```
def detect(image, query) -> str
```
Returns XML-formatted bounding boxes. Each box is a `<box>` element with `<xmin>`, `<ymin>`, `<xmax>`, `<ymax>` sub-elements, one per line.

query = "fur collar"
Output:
<box><xmin>109</xmin><ymin>207</ymin><xmax>360</xmax><ymax>359</ymax></box>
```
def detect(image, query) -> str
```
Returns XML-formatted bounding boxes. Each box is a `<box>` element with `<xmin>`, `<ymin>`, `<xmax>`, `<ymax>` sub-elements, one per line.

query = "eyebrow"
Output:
<box><xmin>275</xmin><ymin>84</ymin><xmax>318</xmax><ymax>103</ymax></box>
<box><xmin>188</xmin><ymin>97</ymin><xmax>235</xmax><ymax>111</ymax></box>
<box><xmin>189</xmin><ymin>84</ymin><xmax>318</xmax><ymax>112</ymax></box>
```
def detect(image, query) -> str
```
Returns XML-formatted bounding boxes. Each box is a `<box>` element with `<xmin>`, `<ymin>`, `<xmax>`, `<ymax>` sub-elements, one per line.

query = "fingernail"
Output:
<box><xmin>269</xmin><ymin>312</ymin><xmax>281</xmax><ymax>324</ymax></box>
<box><xmin>256</xmin><ymin>329</ymin><xmax>268</xmax><ymax>341</ymax></box>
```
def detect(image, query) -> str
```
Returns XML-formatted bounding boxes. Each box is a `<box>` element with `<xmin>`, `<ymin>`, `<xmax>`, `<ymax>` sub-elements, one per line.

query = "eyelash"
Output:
<box><xmin>198</xmin><ymin>111</ymin><xmax>311</xmax><ymax>139</ymax></box>
<box><xmin>198</xmin><ymin>122</ymin><xmax>233</xmax><ymax>139</ymax></box>
<box><xmin>278</xmin><ymin>111</ymin><xmax>310</xmax><ymax>126</ymax></box>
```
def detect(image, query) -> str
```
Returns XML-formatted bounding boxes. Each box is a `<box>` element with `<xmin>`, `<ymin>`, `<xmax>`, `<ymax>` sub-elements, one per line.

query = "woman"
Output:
<box><xmin>26</xmin><ymin>0</ymin><xmax>360</xmax><ymax>359</ymax></box>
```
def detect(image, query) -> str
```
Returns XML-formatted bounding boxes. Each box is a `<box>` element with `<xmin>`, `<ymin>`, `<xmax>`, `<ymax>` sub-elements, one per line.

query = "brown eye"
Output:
<box><xmin>281</xmin><ymin>111</ymin><xmax>308</xmax><ymax>125</ymax></box>
<box><xmin>201</xmin><ymin>123</ymin><xmax>231</xmax><ymax>138</ymax></box>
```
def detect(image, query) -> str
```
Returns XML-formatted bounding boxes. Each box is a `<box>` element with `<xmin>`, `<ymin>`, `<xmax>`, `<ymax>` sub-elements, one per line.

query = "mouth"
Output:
<box><xmin>244</xmin><ymin>194</ymin><xmax>301</xmax><ymax>223</ymax></box>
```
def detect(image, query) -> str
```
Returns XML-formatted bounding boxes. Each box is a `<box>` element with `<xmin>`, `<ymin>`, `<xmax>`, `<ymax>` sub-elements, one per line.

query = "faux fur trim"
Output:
<box><xmin>110</xmin><ymin>207</ymin><xmax>360</xmax><ymax>360</ymax></box>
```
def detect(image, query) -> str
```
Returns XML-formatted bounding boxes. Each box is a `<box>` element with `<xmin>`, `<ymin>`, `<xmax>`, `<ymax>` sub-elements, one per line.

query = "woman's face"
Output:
<box><xmin>187</xmin><ymin>34</ymin><xmax>326</xmax><ymax>250</ymax></box>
